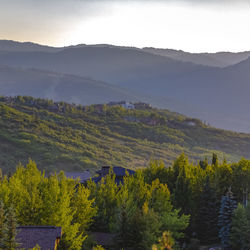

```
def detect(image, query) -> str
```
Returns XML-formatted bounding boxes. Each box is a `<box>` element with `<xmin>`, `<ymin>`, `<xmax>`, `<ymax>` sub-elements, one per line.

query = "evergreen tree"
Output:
<box><xmin>231</xmin><ymin>203</ymin><xmax>250</xmax><ymax>250</ymax></box>
<box><xmin>0</xmin><ymin>201</ymin><xmax>7</xmax><ymax>250</ymax></box>
<box><xmin>218</xmin><ymin>188</ymin><xmax>237</xmax><ymax>250</ymax></box>
<box><xmin>5</xmin><ymin>207</ymin><xmax>19</xmax><ymax>250</ymax></box>
<box><xmin>115</xmin><ymin>197</ymin><xmax>137</xmax><ymax>249</ymax></box>
<box><xmin>245</xmin><ymin>204</ymin><xmax>250</xmax><ymax>248</ymax></box>
<box><xmin>199</xmin><ymin>157</ymin><xmax>208</xmax><ymax>170</ymax></box>
<box><xmin>212</xmin><ymin>153</ymin><xmax>218</xmax><ymax>166</ymax></box>
<box><xmin>173</xmin><ymin>165</ymin><xmax>192</xmax><ymax>215</ymax></box>
<box><xmin>196</xmin><ymin>177</ymin><xmax>219</xmax><ymax>244</ymax></box>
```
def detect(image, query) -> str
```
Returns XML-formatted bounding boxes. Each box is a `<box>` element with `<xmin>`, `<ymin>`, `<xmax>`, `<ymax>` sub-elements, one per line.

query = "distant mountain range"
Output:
<box><xmin>0</xmin><ymin>40</ymin><xmax>250</xmax><ymax>132</ymax></box>
<box><xmin>0</xmin><ymin>65</ymin><xmax>142</xmax><ymax>105</ymax></box>
<box><xmin>143</xmin><ymin>47</ymin><xmax>250</xmax><ymax>67</ymax></box>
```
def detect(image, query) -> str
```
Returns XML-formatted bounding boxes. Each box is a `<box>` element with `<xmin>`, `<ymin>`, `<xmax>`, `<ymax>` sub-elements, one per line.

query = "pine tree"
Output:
<box><xmin>230</xmin><ymin>204</ymin><xmax>248</xmax><ymax>250</ymax></box>
<box><xmin>173</xmin><ymin>166</ymin><xmax>192</xmax><ymax>215</ymax></box>
<box><xmin>196</xmin><ymin>177</ymin><xmax>219</xmax><ymax>244</ymax></box>
<box><xmin>212</xmin><ymin>153</ymin><xmax>218</xmax><ymax>166</ymax></box>
<box><xmin>230</xmin><ymin>203</ymin><xmax>250</xmax><ymax>250</ymax></box>
<box><xmin>199</xmin><ymin>157</ymin><xmax>208</xmax><ymax>170</ymax></box>
<box><xmin>0</xmin><ymin>202</ymin><xmax>7</xmax><ymax>250</ymax></box>
<box><xmin>115</xmin><ymin>197</ymin><xmax>137</xmax><ymax>249</ymax></box>
<box><xmin>5</xmin><ymin>207</ymin><xmax>19</xmax><ymax>250</ymax></box>
<box><xmin>218</xmin><ymin>188</ymin><xmax>237</xmax><ymax>250</ymax></box>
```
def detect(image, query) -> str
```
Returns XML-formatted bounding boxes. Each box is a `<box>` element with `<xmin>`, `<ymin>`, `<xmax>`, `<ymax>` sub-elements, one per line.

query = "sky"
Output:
<box><xmin>1</xmin><ymin>0</ymin><xmax>250</xmax><ymax>52</ymax></box>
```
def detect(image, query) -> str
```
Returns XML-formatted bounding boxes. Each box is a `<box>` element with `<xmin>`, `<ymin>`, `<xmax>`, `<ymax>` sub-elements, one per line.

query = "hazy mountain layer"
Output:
<box><xmin>0</xmin><ymin>65</ymin><xmax>142</xmax><ymax>104</ymax></box>
<box><xmin>1</xmin><ymin>40</ymin><xmax>249</xmax><ymax>66</ymax></box>
<box><xmin>143</xmin><ymin>47</ymin><xmax>250</xmax><ymax>67</ymax></box>
<box><xmin>1</xmin><ymin>40</ymin><xmax>250</xmax><ymax>132</ymax></box>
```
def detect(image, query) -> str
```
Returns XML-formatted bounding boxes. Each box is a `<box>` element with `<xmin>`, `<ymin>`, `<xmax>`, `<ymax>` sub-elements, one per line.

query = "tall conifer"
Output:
<box><xmin>5</xmin><ymin>207</ymin><xmax>19</xmax><ymax>250</ymax></box>
<box><xmin>196</xmin><ymin>177</ymin><xmax>219</xmax><ymax>244</ymax></box>
<box><xmin>218</xmin><ymin>188</ymin><xmax>237</xmax><ymax>250</ymax></box>
<box><xmin>0</xmin><ymin>202</ymin><xmax>7</xmax><ymax>250</ymax></box>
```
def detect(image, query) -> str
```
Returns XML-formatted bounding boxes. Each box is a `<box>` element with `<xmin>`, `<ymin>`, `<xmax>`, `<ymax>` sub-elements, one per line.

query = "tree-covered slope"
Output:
<box><xmin>1</xmin><ymin>96</ymin><xmax>250</xmax><ymax>173</ymax></box>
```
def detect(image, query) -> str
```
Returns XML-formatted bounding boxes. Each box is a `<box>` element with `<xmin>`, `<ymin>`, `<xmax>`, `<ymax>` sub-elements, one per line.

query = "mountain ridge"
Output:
<box><xmin>1</xmin><ymin>39</ymin><xmax>250</xmax><ymax>67</ymax></box>
<box><xmin>1</xmin><ymin>40</ymin><xmax>250</xmax><ymax>132</ymax></box>
<box><xmin>0</xmin><ymin>65</ymin><xmax>144</xmax><ymax>104</ymax></box>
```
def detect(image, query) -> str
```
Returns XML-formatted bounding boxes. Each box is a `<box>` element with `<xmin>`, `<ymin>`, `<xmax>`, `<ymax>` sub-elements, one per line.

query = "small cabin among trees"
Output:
<box><xmin>17</xmin><ymin>226</ymin><xmax>62</xmax><ymax>250</ymax></box>
<box><xmin>92</xmin><ymin>166</ymin><xmax>135</xmax><ymax>184</ymax></box>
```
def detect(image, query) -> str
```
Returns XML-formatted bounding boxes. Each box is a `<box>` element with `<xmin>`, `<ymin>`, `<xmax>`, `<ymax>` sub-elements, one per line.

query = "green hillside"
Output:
<box><xmin>0</xmin><ymin>96</ymin><xmax>250</xmax><ymax>173</ymax></box>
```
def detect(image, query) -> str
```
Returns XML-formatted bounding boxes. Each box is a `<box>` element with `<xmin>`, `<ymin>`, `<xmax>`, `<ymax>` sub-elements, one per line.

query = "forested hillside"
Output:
<box><xmin>1</xmin><ymin>96</ymin><xmax>250</xmax><ymax>173</ymax></box>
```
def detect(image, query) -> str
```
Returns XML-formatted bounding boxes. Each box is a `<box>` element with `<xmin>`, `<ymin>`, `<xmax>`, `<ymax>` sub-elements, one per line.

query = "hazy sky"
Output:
<box><xmin>1</xmin><ymin>0</ymin><xmax>250</xmax><ymax>52</ymax></box>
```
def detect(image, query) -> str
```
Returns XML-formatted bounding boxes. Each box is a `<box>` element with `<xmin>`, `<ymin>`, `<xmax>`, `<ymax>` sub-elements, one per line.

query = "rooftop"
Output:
<box><xmin>17</xmin><ymin>226</ymin><xmax>61</xmax><ymax>250</ymax></box>
<box><xmin>64</xmin><ymin>170</ymin><xmax>91</xmax><ymax>183</ymax></box>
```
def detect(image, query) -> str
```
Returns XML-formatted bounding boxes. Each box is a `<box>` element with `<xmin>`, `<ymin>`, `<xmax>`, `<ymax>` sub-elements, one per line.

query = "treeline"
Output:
<box><xmin>0</xmin><ymin>154</ymin><xmax>250</xmax><ymax>249</ymax></box>
<box><xmin>0</xmin><ymin>160</ymin><xmax>188</xmax><ymax>249</ymax></box>
<box><xmin>143</xmin><ymin>154</ymin><xmax>250</xmax><ymax>249</ymax></box>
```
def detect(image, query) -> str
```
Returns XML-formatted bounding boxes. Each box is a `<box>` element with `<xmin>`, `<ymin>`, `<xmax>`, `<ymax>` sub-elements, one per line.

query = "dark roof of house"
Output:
<box><xmin>64</xmin><ymin>170</ymin><xmax>91</xmax><ymax>183</ymax></box>
<box><xmin>17</xmin><ymin>226</ymin><xmax>61</xmax><ymax>250</ymax></box>
<box><xmin>112</xmin><ymin>166</ymin><xmax>135</xmax><ymax>176</ymax></box>
<box><xmin>92</xmin><ymin>166</ymin><xmax>135</xmax><ymax>184</ymax></box>
<box><xmin>91</xmin><ymin>176</ymin><xmax>102</xmax><ymax>183</ymax></box>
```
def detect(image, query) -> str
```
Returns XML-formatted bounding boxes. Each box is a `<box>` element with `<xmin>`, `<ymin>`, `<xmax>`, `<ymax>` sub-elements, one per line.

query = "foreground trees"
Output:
<box><xmin>143</xmin><ymin>154</ymin><xmax>250</xmax><ymax>249</ymax></box>
<box><xmin>0</xmin><ymin>160</ymin><xmax>97</xmax><ymax>249</ymax></box>
<box><xmin>1</xmin><ymin>154</ymin><xmax>250</xmax><ymax>249</ymax></box>
<box><xmin>0</xmin><ymin>159</ymin><xmax>189</xmax><ymax>249</ymax></box>
<box><xmin>88</xmin><ymin>171</ymin><xmax>189</xmax><ymax>249</ymax></box>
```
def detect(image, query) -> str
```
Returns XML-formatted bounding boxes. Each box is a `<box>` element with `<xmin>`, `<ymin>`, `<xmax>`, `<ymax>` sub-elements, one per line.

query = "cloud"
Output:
<box><xmin>1</xmin><ymin>0</ymin><xmax>249</xmax><ymax>50</ymax></box>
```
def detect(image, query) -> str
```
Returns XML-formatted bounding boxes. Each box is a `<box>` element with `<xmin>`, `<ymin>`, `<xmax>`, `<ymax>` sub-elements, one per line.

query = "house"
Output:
<box><xmin>92</xmin><ymin>166</ymin><xmax>136</xmax><ymax>184</ymax></box>
<box><xmin>134</xmin><ymin>102</ymin><xmax>152</xmax><ymax>110</ymax></box>
<box><xmin>48</xmin><ymin>104</ymin><xmax>60</xmax><ymax>113</ymax></box>
<box><xmin>17</xmin><ymin>226</ymin><xmax>62</xmax><ymax>250</ymax></box>
<box><xmin>64</xmin><ymin>167</ymin><xmax>135</xmax><ymax>185</ymax></box>
<box><xmin>107</xmin><ymin>101</ymin><xmax>121</xmax><ymax>106</ymax></box>
<box><xmin>121</xmin><ymin>102</ymin><xmax>135</xmax><ymax>110</ymax></box>
<box><xmin>107</xmin><ymin>101</ymin><xmax>135</xmax><ymax>109</ymax></box>
<box><xmin>64</xmin><ymin>170</ymin><xmax>91</xmax><ymax>184</ymax></box>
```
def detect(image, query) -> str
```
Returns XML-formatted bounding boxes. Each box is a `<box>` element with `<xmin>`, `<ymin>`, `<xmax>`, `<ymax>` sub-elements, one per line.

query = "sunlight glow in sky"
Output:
<box><xmin>1</xmin><ymin>0</ymin><xmax>250</xmax><ymax>52</ymax></box>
